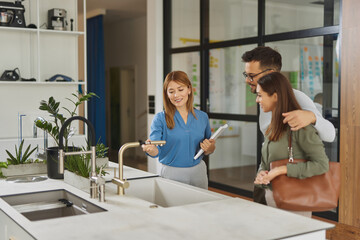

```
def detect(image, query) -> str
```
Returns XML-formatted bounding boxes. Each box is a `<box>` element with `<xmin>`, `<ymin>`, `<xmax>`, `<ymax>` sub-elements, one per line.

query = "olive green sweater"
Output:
<box><xmin>258</xmin><ymin>125</ymin><xmax>329</xmax><ymax>188</ymax></box>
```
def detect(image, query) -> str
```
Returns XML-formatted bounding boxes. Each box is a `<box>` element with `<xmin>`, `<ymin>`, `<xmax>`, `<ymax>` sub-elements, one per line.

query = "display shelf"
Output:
<box><xmin>0</xmin><ymin>81</ymin><xmax>85</xmax><ymax>85</ymax></box>
<box><xmin>0</xmin><ymin>26</ymin><xmax>37</xmax><ymax>33</ymax></box>
<box><xmin>39</xmin><ymin>29</ymin><xmax>84</xmax><ymax>36</ymax></box>
<box><xmin>0</xmin><ymin>0</ymin><xmax>86</xmax><ymax>139</ymax></box>
<box><xmin>0</xmin><ymin>27</ymin><xmax>84</xmax><ymax>36</ymax></box>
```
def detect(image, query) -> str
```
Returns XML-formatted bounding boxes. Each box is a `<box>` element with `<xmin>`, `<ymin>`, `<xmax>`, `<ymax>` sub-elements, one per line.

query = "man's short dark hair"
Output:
<box><xmin>241</xmin><ymin>46</ymin><xmax>282</xmax><ymax>71</ymax></box>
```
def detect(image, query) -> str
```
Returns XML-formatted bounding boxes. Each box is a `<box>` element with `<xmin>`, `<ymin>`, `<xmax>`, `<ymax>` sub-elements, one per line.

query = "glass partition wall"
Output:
<box><xmin>164</xmin><ymin>0</ymin><xmax>341</xmax><ymax>221</ymax></box>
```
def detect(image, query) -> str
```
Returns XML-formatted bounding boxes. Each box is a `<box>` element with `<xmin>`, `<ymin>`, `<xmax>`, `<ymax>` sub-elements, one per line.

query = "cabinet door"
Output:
<box><xmin>0</xmin><ymin>210</ymin><xmax>35</xmax><ymax>240</ymax></box>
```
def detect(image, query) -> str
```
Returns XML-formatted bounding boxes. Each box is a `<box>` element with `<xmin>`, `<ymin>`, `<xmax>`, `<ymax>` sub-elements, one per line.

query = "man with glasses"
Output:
<box><xmin>242</xmin><ymin>46</ymin><xmax>336</xmax><ymax>204</ymax></box>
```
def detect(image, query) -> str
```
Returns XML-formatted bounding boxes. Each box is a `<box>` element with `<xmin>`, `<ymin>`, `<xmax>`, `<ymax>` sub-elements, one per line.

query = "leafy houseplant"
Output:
<box><xmin>35</xmin><ymin>91</ymin><xmax>98</xmax><ymax>149</ymax></box>
<box><xmin>95</xmin><ymin>142</ymin><xmax>109</xmax><ymax>158</ymax></box>
<box><xmin>35</xmin><ymin>91</ymin><xmax>98</xmax><ymax>179</ymax></box>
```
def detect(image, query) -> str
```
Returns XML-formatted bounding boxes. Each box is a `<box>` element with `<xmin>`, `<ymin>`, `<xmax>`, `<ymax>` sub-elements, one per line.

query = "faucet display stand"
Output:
<box><xmin>58</xmin><ymin>116</ymin><xmax>106</xmax><ymax>202</ymax></box>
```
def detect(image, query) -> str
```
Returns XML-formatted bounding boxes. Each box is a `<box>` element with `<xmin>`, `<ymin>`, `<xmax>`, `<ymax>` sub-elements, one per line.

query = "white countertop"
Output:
<box><xmin>0</xmin><ymin>166</ymin><xmax>334</xmax><ymax>240</ymax></box>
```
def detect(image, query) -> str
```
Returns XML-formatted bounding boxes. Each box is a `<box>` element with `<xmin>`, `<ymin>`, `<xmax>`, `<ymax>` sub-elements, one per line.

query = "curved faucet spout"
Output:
<box><xmin>113</xmin><ymin>140</ymin><xmax>166</xmax><ymax>195</ymax></box>
<box><xmin>58</xmin><ymin>116</ymin><xmax>96</xmax><ymax>150</ymax></box>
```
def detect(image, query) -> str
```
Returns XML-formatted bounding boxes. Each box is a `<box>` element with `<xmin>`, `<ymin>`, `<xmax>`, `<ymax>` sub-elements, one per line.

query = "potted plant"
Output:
<box><xmin>90</xmin><ymin>138</ymin><xmax>109</xmax><ymax>167</ymax></box>
<box><xmin>1</xmin><ymin>140</ymin><xmax>47</xmax><ymax>177</ymax></box>
<box><xmin>35</xmin><ymin>91</ymin><xmax>97</xmax><ymax>179</ymax></box>
<box><xmin>64</xmin><ymin>142</ymin><xmax>109</xmax><ymax>193</ymax></box>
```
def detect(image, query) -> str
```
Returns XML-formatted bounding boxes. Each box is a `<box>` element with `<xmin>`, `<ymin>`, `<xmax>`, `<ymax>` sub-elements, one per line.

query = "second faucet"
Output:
<box><xmin>112</xmin><ymin>140</ymin><xmax>166</xmax><ymax>195</ymax></box>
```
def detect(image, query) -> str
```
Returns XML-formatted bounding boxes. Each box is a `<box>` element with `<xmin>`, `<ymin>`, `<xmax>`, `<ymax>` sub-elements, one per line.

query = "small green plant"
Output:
<box><xmin>35</xmin><ymin>91</ymin><xmax>98</xmax><ymax>149</ymax></box>
<box><xmin>65</xmin><ymin>154</ymin><xmax>107</xmax><ymax>178</ymax></box>
<box><xmin>0</xmin><ymin>162</ymin><xmax>7</xmax><ymax>178</ymax></box>
<box><xmin>85</xmin><ymin>138</ymin><xmax>108</xmax><ymax>158</ymax></box>
<box><xmin>64</xmin><ymin>142</ymin><xmax>108</xmax><ymax>178</ymax></box>
<box><xmin>5</xmin><ymin>140</ymin><xmax>38</xmax><ymax>165</ymax></box>
<box><xmin>96</xmin><ymin>142</ymin><xmax>109</xmax><ymax>158</ymax></box>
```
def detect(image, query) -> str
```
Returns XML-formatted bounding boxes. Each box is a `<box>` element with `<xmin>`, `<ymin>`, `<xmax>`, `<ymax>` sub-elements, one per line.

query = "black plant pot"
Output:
<box><xmin>46</xmin><ymin>146</ymin><xmax>80</xmax><ymax>179</ymax></box>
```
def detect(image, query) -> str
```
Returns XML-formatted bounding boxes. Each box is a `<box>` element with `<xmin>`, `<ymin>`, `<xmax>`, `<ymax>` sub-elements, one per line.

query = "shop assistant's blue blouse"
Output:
<box><xmin>149</xmin><ymin>109</ymin><xmax>211</xmax><ymax>167</ymax></box>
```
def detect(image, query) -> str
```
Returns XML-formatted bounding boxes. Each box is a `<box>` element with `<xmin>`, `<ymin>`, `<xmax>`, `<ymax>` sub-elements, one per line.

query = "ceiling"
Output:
<box><xmin>86</xmin><ymin>0</ymin><xmax>147</xmax><ymax>24</ymax></box>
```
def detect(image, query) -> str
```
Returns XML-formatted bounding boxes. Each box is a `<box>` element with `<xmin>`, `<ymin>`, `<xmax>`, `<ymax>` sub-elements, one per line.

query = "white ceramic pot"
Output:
<box><xmin>64</xmin><ymin>170</ymin><xmax>90</xmax><ymax>193</ymax></box>
<box><xmin>96</xmin><ymin>157</ymin><xmax>109</xmax><ymax>168</ymax></box>
<box><xmin>2</xmin><ymin>162</ymin><xmax>47</xmax><ymax>177</ymax></box>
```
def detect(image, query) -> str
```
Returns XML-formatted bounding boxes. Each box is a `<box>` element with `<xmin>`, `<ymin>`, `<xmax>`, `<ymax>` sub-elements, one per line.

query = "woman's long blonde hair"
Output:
<box><xmin>257</xmin><ymin>72</ymin><xmax>302</xmax><ymax>141</ymax></box>
<box><xmin>163</xmin><ymin>71</ymin><xmax>196</xmax><ymax>129</ymax></box>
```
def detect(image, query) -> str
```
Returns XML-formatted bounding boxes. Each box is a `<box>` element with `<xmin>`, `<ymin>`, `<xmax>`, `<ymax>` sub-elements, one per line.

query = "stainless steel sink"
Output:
<box><xmin>6</xmin><ymin>176</ymin><xmax>48</xmax><ymax>183</ymax></box>
<box><xmin>1</xmin><ymin>189</ymin><xmax>107</xmax><ymax>221</ymax></box>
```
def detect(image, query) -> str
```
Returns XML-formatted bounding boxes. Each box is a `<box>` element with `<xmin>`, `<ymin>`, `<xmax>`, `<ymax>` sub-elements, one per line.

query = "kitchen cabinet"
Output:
<box><xmin>0</xmin><ymin>0</ymin><xmax>86</xmax><ymax>140</ymax></box>
<box><xmin>0</xmin><ymin>209</ymin><xmax>35</xmax><ymax>240</ymax></box>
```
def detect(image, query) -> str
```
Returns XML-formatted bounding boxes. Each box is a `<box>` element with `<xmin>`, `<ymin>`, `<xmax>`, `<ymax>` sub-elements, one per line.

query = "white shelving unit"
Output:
<box><xmin>0</xmin><ymin>0</ymin><xmax>86</xmax><ymax>84</ymax></box>
<box><xmin>0</xmin><ymin>0</ymin><xmax>87</xmax><ymax>140</ymax></box>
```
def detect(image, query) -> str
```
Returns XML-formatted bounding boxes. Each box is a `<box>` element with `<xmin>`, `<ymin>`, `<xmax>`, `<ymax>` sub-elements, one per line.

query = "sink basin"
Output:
<box><xmin>126</xmin><ymin>177</ymin><xmax>228</xmax><ymax>208</ymax></box>
<box><xmin>1</xmin><ymin>189</ymin><xmax>107</xmax><ymax>221</ymax></box>
<box><xmin>6</xmin><ymin>175</ymin><xmax>48</xmax><ymax>183</ymax></box>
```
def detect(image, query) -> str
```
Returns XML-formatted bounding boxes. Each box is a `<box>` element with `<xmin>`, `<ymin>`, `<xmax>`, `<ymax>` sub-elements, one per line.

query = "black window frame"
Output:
<box><xmin>164</xmin><ymin>0</ymin><xmax>341</xmax><ymax>221</ymax></box>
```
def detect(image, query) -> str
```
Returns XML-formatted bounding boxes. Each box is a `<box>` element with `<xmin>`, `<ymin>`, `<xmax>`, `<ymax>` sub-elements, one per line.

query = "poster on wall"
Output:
<box><xmin>209</xmin><ymin>49</ymin><xmax>225</xmax><ymax>112</ymax></box>
<box><xmin>300</xmin><ymin>44</ymin><xmax>323</xmax><ymax>100</ymax></box>
<box><xmin>185</xmin><ymin>52</ymin><xmax>200</xmax><ymax>108</ymax></box>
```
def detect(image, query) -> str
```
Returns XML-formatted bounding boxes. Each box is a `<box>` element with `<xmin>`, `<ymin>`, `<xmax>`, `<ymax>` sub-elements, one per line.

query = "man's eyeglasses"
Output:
<box><xmin>243</xmin><ymin>69</ymin><xmax>272</xmax><ymax>82</ymax></box>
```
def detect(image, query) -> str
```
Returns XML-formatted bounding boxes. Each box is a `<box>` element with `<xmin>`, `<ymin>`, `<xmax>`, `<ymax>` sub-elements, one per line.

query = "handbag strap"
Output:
<box><xmin>287</xmin><ymin>129</ymin><xmax>294</xmax><ymax>163</ymax></box>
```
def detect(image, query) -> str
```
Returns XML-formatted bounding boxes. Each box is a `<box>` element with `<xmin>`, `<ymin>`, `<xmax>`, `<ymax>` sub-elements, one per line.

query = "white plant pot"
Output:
<box><xmin>64</xmin><ymin>170</ymin><xmax>90</xmax><ymax>193</ymax></box>
<box><xmin>2</xmin><ymin>163</ymin><xmax>47</xmax><ymax>177</ymax></box>
<box><xmin>64</xmin><ymin>158</ymin><xmax>108</xmax><ymax>194</ymax></box>
<box><xmin>96</xmin><ymin>157</ymin><xmax>109</xmax><ymax>168</ymax></box>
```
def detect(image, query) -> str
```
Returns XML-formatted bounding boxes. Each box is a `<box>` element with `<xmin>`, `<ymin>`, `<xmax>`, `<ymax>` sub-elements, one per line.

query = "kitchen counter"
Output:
<box><xmin>0</xmin><ymin>166</ymin><xmax>334</xmax><ymax>240</ymax></box>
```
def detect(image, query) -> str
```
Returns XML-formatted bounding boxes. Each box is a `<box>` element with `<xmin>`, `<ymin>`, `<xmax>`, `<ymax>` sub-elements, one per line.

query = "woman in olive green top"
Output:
<box><xmin>254</xmin><ymin>72</ymin><xmax>329</xmax><ymax>217</ymax></box>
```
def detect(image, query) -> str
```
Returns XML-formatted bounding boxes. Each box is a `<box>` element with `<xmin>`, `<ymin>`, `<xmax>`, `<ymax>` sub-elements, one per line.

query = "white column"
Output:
<box><xmin>146</xmin><ymin>0</ymin><xmax>163</xmax><ymax>174</ymax></box>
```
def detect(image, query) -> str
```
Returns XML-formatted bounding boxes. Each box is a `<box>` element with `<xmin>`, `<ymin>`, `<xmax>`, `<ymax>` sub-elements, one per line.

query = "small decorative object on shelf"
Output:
<box><xmin>0</xmin><ymin>0</ymin><xmax>26</xmax><ymax>28</ymax></box>
<box><xmin>47</xmin><ymin>8</ymin><xmax>67</xmax><ymax>31</ymax></box>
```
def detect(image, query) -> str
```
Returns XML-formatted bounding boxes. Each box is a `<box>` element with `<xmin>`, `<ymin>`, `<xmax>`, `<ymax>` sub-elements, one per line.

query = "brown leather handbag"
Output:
<box><xmin>270</xmin><ymin>131</ymin><xmax>341</xmax><ymax>212</ymax></box>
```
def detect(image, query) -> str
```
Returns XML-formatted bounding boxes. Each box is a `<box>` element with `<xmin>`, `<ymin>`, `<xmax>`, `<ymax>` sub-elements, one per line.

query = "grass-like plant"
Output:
<box><xmin>5</xmin><ymin>140</ymin><xmax>38</xmax><ymax>165</ymax></box>
<box><xmin>65</xmin><ymin>153</ymin><xmax>107</xmax><ymax>178</ymax></box>
<box><xmin>64</xmin><ymin>142</ymin><xmax>108</xmax><ymax>178</ymax></box>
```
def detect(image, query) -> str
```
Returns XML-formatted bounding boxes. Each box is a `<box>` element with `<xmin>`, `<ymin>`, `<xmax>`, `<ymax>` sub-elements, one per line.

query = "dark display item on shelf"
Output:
<box><xmin>46</xmin><ymin>74</ymin><xmax>73</xmax><ymax>82</ymax></box>
<box><xmin>0</xmin><ymin>68</ymin><xmax>20</xmax><ymax>81</ymax></box>
<box><xmin>0</xmin><ymin>0</ymin><xmax>26</xmax><ymax>28</ymax></box>
<box><xmin>48</xmin><ymin>8</ymin><xmax>67</xmax><ymax>30</ymax></box>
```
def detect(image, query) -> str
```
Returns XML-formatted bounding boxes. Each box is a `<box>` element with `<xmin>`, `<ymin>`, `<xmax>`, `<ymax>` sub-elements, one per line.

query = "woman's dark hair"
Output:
<box><xmin>241</xmin><ymin>46</ymin><xmax>282</xmax><ymax>72</ymax></box>
<box><xmin>257</xmin><ymin>72</ymin><xmax>302</xmax><ymax>141</ymax></box>
<box><xmin>163</xmin><ymin>71</ymin><xmax>196</xmax><ymax>129</ymax></box>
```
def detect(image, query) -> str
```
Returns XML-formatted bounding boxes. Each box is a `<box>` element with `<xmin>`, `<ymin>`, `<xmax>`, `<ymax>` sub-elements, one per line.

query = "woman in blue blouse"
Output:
<box><xmin>142</xmin><ymin>71</ymin><xmax>216</xmax><ymax>189</ymax></box>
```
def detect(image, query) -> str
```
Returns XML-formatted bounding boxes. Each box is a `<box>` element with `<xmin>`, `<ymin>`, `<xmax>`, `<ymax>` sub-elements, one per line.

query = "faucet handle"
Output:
<box><xmin>98</xmin><ymin>184</ymin><xmax>105</xmax><ymax>202</ymax></box>
<box><xmin>140</xmin><ymin>140</ymin><xmax>166</xmax><ymax>147</ymax></box>
<box><xmin>111</xmin><ymin>178</ymin><xmax>130</xmax><ymax>189</ymax></box>
<box><xmin>91</xmin><ymin>167</ymin><xmax>106</xmax><ymax>185</ymax></box>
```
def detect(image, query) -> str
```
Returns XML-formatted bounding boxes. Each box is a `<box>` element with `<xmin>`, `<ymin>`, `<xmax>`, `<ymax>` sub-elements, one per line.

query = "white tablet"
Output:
<box><xmin>194</xmin><ymin>124</ymin><xmax>229</xmax><ymax>160</ymax></box>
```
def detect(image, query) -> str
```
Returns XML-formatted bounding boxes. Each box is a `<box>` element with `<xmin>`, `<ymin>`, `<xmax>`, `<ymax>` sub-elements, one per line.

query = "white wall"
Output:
<box><xmin>104</xmin><ymin>16</ymin><xmax>147</xmax><ymax>157</ymax></box>
<box><xmin>0</xmin><ymin>84</ymin><xmax>80</xmax><ymax>139</ymax></box>
<box><xmin>0</xmin><ymin>136</ymin><xmax>86</xmax><ymax>162</ymax></box>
